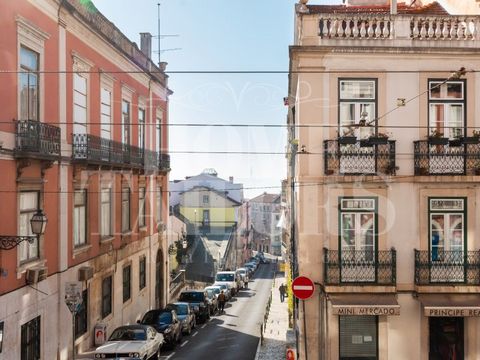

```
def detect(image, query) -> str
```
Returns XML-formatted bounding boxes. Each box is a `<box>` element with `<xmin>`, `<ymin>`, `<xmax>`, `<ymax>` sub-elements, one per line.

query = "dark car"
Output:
<box><xmin>139</xmin><ymin>309</ymin><xmax>182</xmax><ymax>349</ymax></box>
<box><xmin>178</xmin><ymin>290</ymin><xmax>210</xmax><ymax>323</ymax></box>
<box><xmin>166</xmin><ymin>302</ymin><xmax>196</xmax><ymax>335</ymax></box>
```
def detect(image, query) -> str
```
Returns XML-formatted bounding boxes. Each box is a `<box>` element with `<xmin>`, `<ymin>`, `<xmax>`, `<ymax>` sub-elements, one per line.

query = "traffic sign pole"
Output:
<box><xmin>291</xmin><ymin>276</ymin><xmax>315</xmax><ymax>360</ymax></box>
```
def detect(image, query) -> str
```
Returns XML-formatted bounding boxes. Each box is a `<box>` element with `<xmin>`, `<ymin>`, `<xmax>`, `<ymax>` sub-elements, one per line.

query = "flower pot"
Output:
<box><xmin>360</xmin><ymin>139</ymin><xmax>373</xmax><ymax>147</ymax></box>
<box><xmin>461</xmin><ymin>137</ymin><xmax>480</xmax><ymax>145</ymax></box>
<box><xmin>428</xmin><ymin>137</ymin><xmax>449</xmax><ymax>145</ymax></box>
<box><xmin>368</xmin><ymin>136</ymin><xmax>389</xmax><ymax>145</ymax></box>
<box><xmin>449</xmin><ymin>139</ymin><xmax>463</xmax><ymax>147</ymax></box>
<box><xmin>338</xmin><ymin>136</ymin><xmax>357</xmax><ymax>145</ymax></box>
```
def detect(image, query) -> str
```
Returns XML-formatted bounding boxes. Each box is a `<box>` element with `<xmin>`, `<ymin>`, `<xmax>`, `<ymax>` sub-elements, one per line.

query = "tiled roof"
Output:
<box><xmin>307</xmin><ymin>1</ymin><xmax>449</xmax><ymax>15</ymax></box>
<box><xmin>249</xmin><ymin>193</ymin><xmax>281</xmax><ymax>204</ymax></box>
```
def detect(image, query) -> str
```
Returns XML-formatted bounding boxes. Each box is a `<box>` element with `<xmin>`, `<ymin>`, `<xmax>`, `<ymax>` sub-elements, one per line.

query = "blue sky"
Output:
<box><xmin>93</xmin><ymin>0</ymin><xmax>338</xmax><ymax>198</ymax></box>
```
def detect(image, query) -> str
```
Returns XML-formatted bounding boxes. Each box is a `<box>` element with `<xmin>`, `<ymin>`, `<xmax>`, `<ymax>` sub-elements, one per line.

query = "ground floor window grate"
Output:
<box><xmin>339</xmin><ymin>315</ymin><xmax>377</xmax><ymax>360</ymax></box>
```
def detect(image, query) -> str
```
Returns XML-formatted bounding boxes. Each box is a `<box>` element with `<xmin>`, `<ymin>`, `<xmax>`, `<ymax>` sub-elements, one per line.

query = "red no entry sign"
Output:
<box><xmin>292</xmin><ymin>276</ymin><xmax>315</xmax><ymax>300</ymax></box>
<box><xmin>286</xmin><ymin>348</ymin><xmax>296</xmax><ymax>360</ymax></box>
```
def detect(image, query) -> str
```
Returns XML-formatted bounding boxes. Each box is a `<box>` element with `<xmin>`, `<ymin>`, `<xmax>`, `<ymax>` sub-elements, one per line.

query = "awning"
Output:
<box><xmin>418</xmin><ymin>294</ymin><xmax>480</xmax><ymax>317</ymax></box>
<box><xmin>329</xmin><ymin>294</ymin><xmax>400</xmax><ymax>316</ymax></box>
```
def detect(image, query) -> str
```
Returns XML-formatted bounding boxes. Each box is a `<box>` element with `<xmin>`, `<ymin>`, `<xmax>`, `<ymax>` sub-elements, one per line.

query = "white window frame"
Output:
<box><xmin>100</xmin><ymin>72</ymin><xmax>114</xmax><ymax>140</ymax></box>
<box><xmin>156</xmin><ymin>185</ymin><xmax>162</xmax><ymax>224</ymax></box>
<box><xmin>73</xmin><ymin>189</ymin><xmax>87</xmax><ymax>247</ymax></box>
<box><xmin>122</xmin><ymin>85</ymin><xmax>134</xmax><ymax>146</ymax></box>
<box><xmin>100</xmin><ymin>187</ymin><xmax>113</xmax><ymax>238</ymax></box>
<box><xmin>155</xmin><ymin>110</ymin><xmax>163</xmax><ymax>154</ymax></box>
<box><xmin>139</xmin><ymin>186</ymin><xmax>146</xmax><ymax>228</ymax></box>
<box><xmin>16</xmin><ymin>16</ymin><xmax>49</xmax><ymax>122</ymax></box>
<box><xmin>138</xmin><ymin>108</ymin><xmax>145</xmax><ymax>150</ymax></box>
<box><xmin>18</xmin><ymin>191</ymin><xmax>40</xmax><ymax>263</ymax></box>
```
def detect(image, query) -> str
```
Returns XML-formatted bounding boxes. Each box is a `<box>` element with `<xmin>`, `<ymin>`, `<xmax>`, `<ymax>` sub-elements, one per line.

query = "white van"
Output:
<box><xmin>236</xmin><ymin>268</ymin><xmax>249</xmax><ymax>288</ymax></box>
<box><xmin>215</xmin><ymin>271</ymin><xmax>238</xmax><ymax>296</ymax></box>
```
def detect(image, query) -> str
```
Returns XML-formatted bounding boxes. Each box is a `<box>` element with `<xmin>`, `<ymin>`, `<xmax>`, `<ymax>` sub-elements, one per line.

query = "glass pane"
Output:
<box><xmin>101</xmin><ymin>189</ymin><xmax>110</xmax><ymax>203</ymax></box>
<box><xmin>101</xmin><ymin>88</ymin><xmax>110</xmax><ymax>104</ymax></box>
<box><xmin>74</xmin><ymin>190</ymin><xmax>85</xmax><ymax>206</ymax></box>
<box><xmin>340</xmin><ymin>80</ymin><xmax>375</xmax><ymax>99</ymax></box>
<box><xmin>448</xmin><ymin>214</ymin><xmax>463</xmax><ymax>251</ymax></box>
<box><xmin>429</xmin><ymin>82</ymin><xmax>442</xmax><ymax>99</ymax></box>
<box><xmin>448</xmin><ymin>104</ymin><xmax>464</xmax><ymax>139</ymax></box>
<box><xmin>74</xmin><ymin>91</ymin><xmax>87</xmax><ymax>108</ymax></box>
<box><xmin>20</xmin><ymin>47</ymin><xmax>38</xmax><ymax>70</ymax></box>
<box><xmin>360</xmin><ymin>213</ymin><xmax>375</xmax><ymax>251</ymax></box>
<box><xmin>447</xmin><ymin>83</ymin><xmax>463</xmax><ymax>99</ymax></box>
<box><xmin>101</xmin><ymin>104</ymin><xmax>111</xmax><ymax>116</ymax></box>
<box><xmin>74</xmin><ymin>104</ymin><xmax>86</xmax><ymax>124</ymax></box>
<box><xmin>341</xmin><ymin>214</ymin><xmax>356</xmax><ymax>250</ymax></box>
<box><xmin>20</xmin><ymin>193</ymin><xmax>38</xmax><ymax>210</ymax></box>
<box><xmin>429</xmin><ymin>104</ymin><xmax>444</xmax><ymax>136</ymax></box>
<box><xmin>74</xmin><ymin>74</ymin><xmax>87</xmax><ymax>94</ymax></box>
<box><xmin>431</xmin><ymin>214</ymin><xmax>445</xmax><ymax>261</ymax></box>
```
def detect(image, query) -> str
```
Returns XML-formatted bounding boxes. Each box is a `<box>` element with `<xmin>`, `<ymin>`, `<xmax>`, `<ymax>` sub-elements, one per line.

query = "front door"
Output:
<box><xmin>155</xmin><ymin>249</ymin><xmax>163</xmax><ymax>309</ymax></box>
<box><xmin>429</xmin><ymin>317</ymin><xmax>464</xmax><ymax>360</ymax></box>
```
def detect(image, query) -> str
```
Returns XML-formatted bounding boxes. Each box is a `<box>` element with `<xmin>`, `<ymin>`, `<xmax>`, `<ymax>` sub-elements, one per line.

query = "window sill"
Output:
<box><xmin>122</xmin><ymin>297</ymin><xmax>132</xmax><ymax>308</ymax></box>
<box><xmin>100</xmin><ymin>236</ymin><xmax>115</xmax><ymax>244</ymax></box>
<box><xmin>16</xmin><ymin>258</ymin><xmax>46</xmax><ymax>279</ymax></box>
<box><xmin>73</xmin><ymin>244</ymin><xmax>92</xmax><ymax>258</ymax></box>
<box><xmin>139</xmin><ymin>225</ymin><xmax>147</xmax><ymax>232</ymax></box>
<box><xmin>121</xmin><ymin>231</ymin><xmax>132</xmax><ymax>241</ymax></box>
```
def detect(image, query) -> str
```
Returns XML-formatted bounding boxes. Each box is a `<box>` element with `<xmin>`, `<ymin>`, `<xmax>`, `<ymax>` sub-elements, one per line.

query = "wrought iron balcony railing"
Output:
<box><xmin>324</xmin><ymin>139</ymin><xmax>396</xmax><ymax>175</ymax></box>
<box><xmin>414</xmin><ymin>249</ymin><xmax>480</xmax><ymax>285</ymax></box>
<box><xmin>414</xmin><ymin>140</ymin><xmax>480</xmax><ymax>175</ymax></box>
<box><xmin>15</xmin><ymin>120</ymin><xmax>61</xmax><ymax>158</ymax></box>
<box><xmin>324</xmin><ymin>248</ymin><xmax>396</xmax><ymax>285</ymax></box>
<box><xmin>158</xmin><ymin>153</ymin><xmax>171</xmax><ymax>172</ymax></box>
<box><xmin>72</xmin><ymin>134</ymin><xmax>157</xmax><ymax>170</ymax></box>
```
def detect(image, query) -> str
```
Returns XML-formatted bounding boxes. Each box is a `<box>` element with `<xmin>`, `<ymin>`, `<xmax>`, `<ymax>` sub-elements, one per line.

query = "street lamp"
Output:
<box><xmin>0</xmin><ymin>209</ymin><xmax>47</xmax><ymax>250</ymax></box>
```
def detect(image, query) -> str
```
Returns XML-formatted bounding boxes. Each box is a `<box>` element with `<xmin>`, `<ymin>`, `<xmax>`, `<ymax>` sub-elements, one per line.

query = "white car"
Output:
<box><xmin>94</xmin><ymin>325</ymin><xmax>164</xmax><ymax>360</ymax></box>
<box><xmin>215</xmin><ymin>271</ymin><xmax>238</xmax><ymax>296</ymax></box>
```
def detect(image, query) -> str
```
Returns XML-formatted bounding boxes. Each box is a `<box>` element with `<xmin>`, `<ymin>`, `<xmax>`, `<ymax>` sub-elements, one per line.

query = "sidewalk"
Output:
<box><xmin>255</xmin><ymin>272</ymin><xmax>290</xmax><ymax>360</ymax></box>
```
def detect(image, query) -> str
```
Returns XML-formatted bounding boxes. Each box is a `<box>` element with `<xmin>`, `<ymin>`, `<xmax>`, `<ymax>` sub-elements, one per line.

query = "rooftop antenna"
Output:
<box><xmin>157</xmin><ymin>2</ymin><xmax>181</xmax><ymax>66</ymax></box>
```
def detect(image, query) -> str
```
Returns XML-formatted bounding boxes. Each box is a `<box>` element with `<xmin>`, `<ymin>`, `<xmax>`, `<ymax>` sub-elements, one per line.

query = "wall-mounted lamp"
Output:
<box><xmin>0</xmin><ymin>210</ymin><xmax>47</xmax><ymax>250</ymax></box>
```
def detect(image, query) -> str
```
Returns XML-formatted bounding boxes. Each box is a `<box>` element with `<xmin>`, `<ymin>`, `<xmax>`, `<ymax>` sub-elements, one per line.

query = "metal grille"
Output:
<box><xmin>158</xmin><ymin>153</ymin><xmax>171</xmax><ymax>172</ymax></box>
<box><xmin>414</xmin><ymin>250</ymin><xmax>480</xmax><ymax>285</ymax></box>
<box><xmin>414</xmin><ymin>141</ymin><xmax>480</xmax><ymax>175</ymax></box>
<box><xmin>324</xmin><ymin>140</ymin><xmax>396</xmax><ymax>175</ymax></box>
<box><xmin>15</xmin><ymin>120</ymin><xmax>61</xmax><ymax>158</ymax></box>
<box><xmin>324</xmin><ymin>248</ymin><xmax>396</xmax><ymax>285</ymax></box>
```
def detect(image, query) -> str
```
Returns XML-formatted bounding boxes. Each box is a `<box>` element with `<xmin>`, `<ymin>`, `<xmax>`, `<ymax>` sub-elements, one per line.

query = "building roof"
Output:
<box><xmin>249</xmin><ymin>192</ymin><xmax>281</xmax><ymax>204</ymax></box>
<box><xmin>179</xmin><ymin>186</ymin><xmax>242</xmax><ymax>206</ymax></box>
<box><xmin>307</xmin><ymin>1</ymin><xmax>449</xmax><ymax>15</ymax></box>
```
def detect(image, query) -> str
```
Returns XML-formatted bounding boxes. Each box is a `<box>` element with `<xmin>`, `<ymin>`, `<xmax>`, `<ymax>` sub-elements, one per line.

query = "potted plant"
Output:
<box><xmin>461</xmin><ymin>130</ymin><xmax>480</xmax><ymax>144</ymax></box>
<box><xmin>428</xmin><ymin>130</ymin><xmax>449</xmax><ymax>145</ymax></box>
<box><xmin>338</xmin><ymin>131</ymin><xmax>357</xmax><ymax>145</ymax></box>
<box><xmin>449</xmin><ymin>136</ymin><xmax>463</xmax><ymax>147</ymax></box>
<box><xmin>368</xmin><ymin>132</ymin><xmax>389</xmax><ymax>145</ymax></box>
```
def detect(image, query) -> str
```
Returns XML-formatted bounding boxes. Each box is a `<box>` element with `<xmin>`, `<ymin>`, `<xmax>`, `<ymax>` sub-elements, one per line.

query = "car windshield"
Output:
<box><xmin>109</xmin><ymin>328</ymin><xmax>146</xmax><ymax>341</ymax></box>
<box><xmin>238</xmin><ymin>269</ymin><xmax>246</xmax><ymax>274</ymax></box>
<box><xmin>216</xmin><ymin>273</ymin><xmax>234</xmax><ymax>282</ymax></box>
<box><xmin>207</xmin><ymin>287</ymin><xmax>220</xmax><ymax>295</ymax></box>
<box><xmin>142</xmin><ymin>311</ymin><xmax>171</xmax><ymax>325</ymax></box>
<box><xmin>175</xmin><ymin>304</ymin><xmax>188</xmax><ymax>315</ymax></box>
<box><xmin>205</xmin><ymin>289</ymin><xmax>215</xmax><ymax>298</ymax></box>
<box><xmin>179</xmin><ymin>292</ymin><xmax>204</xmax><ymax>302</ymax></box>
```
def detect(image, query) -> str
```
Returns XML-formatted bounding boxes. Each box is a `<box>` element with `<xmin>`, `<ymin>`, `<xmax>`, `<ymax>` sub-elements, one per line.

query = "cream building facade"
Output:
<box><xmin>288</xmin><ymin>0</ymin><xmax>480</xmax><ymax>359</ymax></box>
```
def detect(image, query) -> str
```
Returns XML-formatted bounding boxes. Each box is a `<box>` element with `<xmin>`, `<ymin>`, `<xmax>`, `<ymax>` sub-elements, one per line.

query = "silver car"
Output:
<box><xmin>168</xmin><ymin>302</ymin><xmax>196</xmax><ymax>335</ymax></box>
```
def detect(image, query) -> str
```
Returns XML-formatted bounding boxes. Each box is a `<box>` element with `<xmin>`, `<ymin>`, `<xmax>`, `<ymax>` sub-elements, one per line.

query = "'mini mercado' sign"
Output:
<box><xmin>333</xmin><ymin>306</ymin><xmax>400</xmax><ymax>316</ymax></box>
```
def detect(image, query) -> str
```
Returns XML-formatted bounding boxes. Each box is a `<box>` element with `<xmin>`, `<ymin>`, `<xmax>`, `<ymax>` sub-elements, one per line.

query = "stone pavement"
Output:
<box><xmin>255</xmin><ymin>272</ymin><xmax>290</xmax><ymax>360</ymax></box>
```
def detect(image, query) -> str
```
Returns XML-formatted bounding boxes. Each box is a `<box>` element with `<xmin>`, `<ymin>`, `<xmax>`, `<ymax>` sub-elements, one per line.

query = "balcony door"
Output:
<box><xmin>340</xmin><ymin>198</ymin><xmax>377</xmax><ymax>282</ymax></box>
<box><xmin>429</xmin><ymin>198</ymin><xmax>466</xmax><ymax>282</ymax></box>
<box><xmin>73</xmin><ymin>73</ymin><xmax>87</xmax><ymax>135</ymax></box>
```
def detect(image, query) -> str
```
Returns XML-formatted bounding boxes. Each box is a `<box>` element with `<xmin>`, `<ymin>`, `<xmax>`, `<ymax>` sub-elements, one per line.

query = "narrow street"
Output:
<box><xmin>161</xmin><ymin>263</ymin><xmax>275</xmax><ymax>360</ymax></box>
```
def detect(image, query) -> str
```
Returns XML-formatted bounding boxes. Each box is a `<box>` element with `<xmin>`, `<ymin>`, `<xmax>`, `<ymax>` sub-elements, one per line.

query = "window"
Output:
<box><xmin>155</xmin><ymin>116</ymin><xmax>162</xmax><ymax>154</ymax></box>
<box><xmin>123</xmin><ymin>265</ymin><xmax>131</xmax><ymax>302</ymax></box>
<box><xmin>73</xmin><ymin>190</ymin><xmax>87</xmax><ymax>247</ymax></box>
<box><xmin>203</xmin><ymin>195</ymin><xmax>209</xmax><ymax>204</ymax></box>
<box><xmin>100</xmin><ymin>188</ymin><xmax>112</xmax><ymax>238</ymax></box>
<box><xmin>339</xmin><ymin>316</ymin><xmax>377</xmax><ymax>360</ymax></box>
<box><xmin>203</xmin><ymin>210</ymin><xmax>210</xmax><ymax>225</ymax></box>
<box><xmin>19</xmin><ymin>191</ymin><xmax>40</xmax><ymax>263</ymax></box>
<box><xmin>139</xmin><ymin>257</ymin><xmax>146</xmax><ymax>290</ymax></box>
<box><xmin>156</xmin><ymin>185</ymin><xmax>162</xmax><ymax>223</ymax></box>
<box><xmin>101</xmin><ymin>276</ymin><xmax>112</xmax><ymax>318</ymax></box>
<box><xmin>138</xmin><ymin>108</ymin><xmax>145</xmax><ymax>150</ymax></box>
<box><xmin>73</xmin><ymin>73</ymin><xmax>87</xmax><ymax>134</ymax></box>
<box><xmin>139</xmin><ymin>187</ymin><xmax>146</xmax><ymax>228</ymax></box>
<box><xmin>74</xmin><ymin>289</ymin><xmax>88</xmax><ymax>339</ymax></box>
<box><xmin>19</xmin><ymin>46</ymin><xmax>39</xmax><ymax>121</ymax></box>
<box><xmin>121</xmin><ymin>187</ymin><xmax>130</xmax><ymax>232</ymax></box>
<box><xmin>122</xmin><ymin>100</ymin><xmax>130</xmax><ymax>145</ymax></box>
<box><xmin>339</xmin><ymin>79</ymin><xmax>376</xmax><ymax>139</ymax></box>
<box><xmin>100</xmin><ymin>88</ymin><xmax>111</xmax><ymax>139</ymax></box>
<box><xmin>339</xmin><ymin>197</ymin><xmax>377</xmax><ymax>282</ymax></box>
<box><xmin>429</xmin><ymin>80</ymin><xmax>465</xmax><ymax>139</ymax></box>
<box><xmin>21</xmin><ymin>316</ymin><xmax>40</xmax><ymax>360</ymax></box>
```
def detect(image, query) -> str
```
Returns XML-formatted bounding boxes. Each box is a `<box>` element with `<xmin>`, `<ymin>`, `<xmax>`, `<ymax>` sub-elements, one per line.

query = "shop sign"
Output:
<box><xmin>425</xmin><ymin>307</ymin><xmax>480</xmax><ymax>317</ymax></box>
<box><xmin>333</xmin><ymin>306</ymin><xmax>400</xmax><ymax>316</ymax></box>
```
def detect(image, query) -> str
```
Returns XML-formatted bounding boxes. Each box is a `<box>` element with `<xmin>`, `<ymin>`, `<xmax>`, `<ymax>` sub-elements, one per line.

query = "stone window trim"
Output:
<box><xmin>16</xmin><ymin>16</ymin><xmax>49</xmax><ymax>122</ymax></box>
<box><xmin>122</xmin><ymin>83</ymin><xmax>135</xmax><ymax>103</ymax></box>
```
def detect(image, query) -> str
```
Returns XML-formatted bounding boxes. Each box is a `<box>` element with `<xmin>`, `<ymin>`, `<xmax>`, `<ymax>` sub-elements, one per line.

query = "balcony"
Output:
<box><xmin>414</xmin><ymin>140</ymin><xmax>480</xmax><ymax>176</ymax></box>
<box><xmin>324</xmin><ymin>139</ymin><xmax>396</xmax><ymax>175</ymax></box>
<box><xmin>72</xmin><ymin>134</ymin><xmax>156</xmax><ymax>171</ymax></box>
<box><xmin>158</xmin><ymin>153</ymin><xmax>171</xmax><ymax>173</ymax></box>
<box><xmin>414</xmin><ymin>250</ymin><xmax>480</xmax><ymax>285</ymax></box>
<box><xmin>324</xmin><ymin>248</ymin><xmax>396</xmax><ymax>285</ymax></box>
<box><xmin>14</xmin><ymin>120</ymin><xmax>61</xmax><ymax>159</ymax></box>
<box><xmin>300</xmin><ymin>13</ymin><xmax>480</xmax><ymax>49</ymax></box>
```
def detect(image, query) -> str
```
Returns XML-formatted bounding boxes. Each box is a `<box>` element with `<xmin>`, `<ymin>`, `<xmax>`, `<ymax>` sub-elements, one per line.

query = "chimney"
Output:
<box><xmin>140</xmin><ymin>32</ymin><xmax>152</xmax><ymax>59</ymax></box>
<box><xmin>229</xmin><ymin>176</ymin><xmax>234</xmax><ymax>183</ymax></box>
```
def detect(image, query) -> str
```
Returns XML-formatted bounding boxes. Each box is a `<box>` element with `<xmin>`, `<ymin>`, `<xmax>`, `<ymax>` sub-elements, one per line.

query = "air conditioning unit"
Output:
<box><xmin>26</xmin><ymin>267</ymin><xmax>48</xmax><ymax>285</ymax></box>
<box><xmin>78</xmin><ymin>266</ymin><xmax>94</xmax><ymax>281</ymax></box>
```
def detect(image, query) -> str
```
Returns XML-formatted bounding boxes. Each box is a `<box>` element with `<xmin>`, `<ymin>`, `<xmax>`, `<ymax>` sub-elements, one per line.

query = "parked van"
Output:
<box><xmin>236</xmin><ymin>268</ymin><xmax>249</xmax><ymax>288</ymax></box>
<box><xmin>215</xmin><ymin>271</ymin><xmax>238</xmax><ymax>296</ymax></box>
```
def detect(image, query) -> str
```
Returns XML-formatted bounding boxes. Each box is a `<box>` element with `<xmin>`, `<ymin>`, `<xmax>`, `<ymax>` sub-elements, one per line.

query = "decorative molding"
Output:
<box><xmin>100</xmin><ymin>69</ymin><xmax>116</xmax><ymax>90</ymax></box>
<box><xmin>16</xmin><ymin>15</ymin><xmax>50</xmax><ymax>42</ymax></box>
<box><xmin>71</xmin><ymin>50</ymin><xmax>94</xmax><ymax>72</ymax></box>
<box><xmin>122</xmin><ymin>83</ymin><xmax>135</xmax><ymax>101</ymax></box>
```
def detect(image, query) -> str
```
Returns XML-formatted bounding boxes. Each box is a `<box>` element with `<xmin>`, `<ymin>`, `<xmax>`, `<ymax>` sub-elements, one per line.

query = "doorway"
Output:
<box><xmin>155</xmin><ymin>249</ymin><xmax>164</xmax><ymax>309</ymax></box>
<box><xmin>429</xmin><ymin>317</ymin><xmax>464</xmax><ymax>360</ymax></box>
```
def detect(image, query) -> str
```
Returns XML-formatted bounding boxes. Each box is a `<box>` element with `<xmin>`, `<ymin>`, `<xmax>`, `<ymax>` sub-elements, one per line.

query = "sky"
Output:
<box><xmin>93</xmin><ymin>0</ymin><xmax>338</xmax><ymax>198</ymax></box>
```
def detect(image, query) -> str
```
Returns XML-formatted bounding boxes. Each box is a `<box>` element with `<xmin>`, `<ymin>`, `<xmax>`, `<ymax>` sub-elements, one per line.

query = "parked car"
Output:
<box><xmin>178</xmin><ymin>290</ymin><xmax>210</xmax><ymax>323</ymax></box>
<box><xmin>213</xmin><ymin>283</ymin><xmax>232</xmax><ymax>301</ymax></box>
<box><xmin>139</xmin><ymin>309</ymin><xmax>182</xmax><ymax>349</ymax></box>
<box><xmin>166</xmin><ymin>302</ymin><xmax>196</xmax><ymax>335</ymax></box>
<box><xmin>204</xmin><ymin>287</ymin><xmax>219</xmax><ymax>315</ymax></box>
<box><xmin>93</xmin><ymin>325</ymin><xmax>163</xmax><ymax>360</ymax></box>
<box><xmin>236</xmin><ymin>268</ymin><xmax>249</xmax><ymax>288</ymax></box>
<box><xmin>244</xmin><ymin>263</ymin><xmax>256</xmax><ymax>275</ymax></box>
<box><xmin>215</xmin><ymin>271</ymin><xmax>238</xmax><ymax>296</ymax></box>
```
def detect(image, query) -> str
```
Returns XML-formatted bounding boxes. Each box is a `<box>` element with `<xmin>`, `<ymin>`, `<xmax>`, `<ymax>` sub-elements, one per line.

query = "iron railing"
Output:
<box><xmin>414</xmin><ymin>249</ymin><xmax>480</xmax><ymax>285</ymax></box>
<box><xmin>324</xmin><ymin>139</ymin><xmax>396</xmax><ymax>175</ymax></box>
<box><xmin>414</xmin><ymin>140</ymin><xmax>480</xmax><ymax>175</ymax></box>
<box><xmin>324</xmin><ymin>248</ymin><xmax>396</xmax><ymax>285</ymax></box>
<box><xmin>15</xmin><ymin>120</ymin><xmax>61</xmax><ymax>158</ymax></box>
<box><xmin>158</xmin><ymin>153</ymin><xmax>171</xmax><ymax>172</ymax></box>
<box><xmin>72</xmin><ymin>134</ymin><xmax>156</xmax><ymax>170</ymax></box>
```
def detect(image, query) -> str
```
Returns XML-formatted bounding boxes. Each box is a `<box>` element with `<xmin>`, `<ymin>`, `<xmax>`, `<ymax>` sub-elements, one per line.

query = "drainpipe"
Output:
<box><xmin>390</xmin><ymin>0</ymin><xmax>397</xmax><ymax>15</ymax></box>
